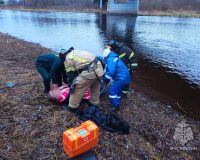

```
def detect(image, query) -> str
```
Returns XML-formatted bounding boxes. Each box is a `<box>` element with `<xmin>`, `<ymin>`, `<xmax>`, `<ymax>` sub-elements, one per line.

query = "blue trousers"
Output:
<box><xmin>109</xmin><ymin>80</ymin><xmax>129</xmax><ymax>107</ymax></box>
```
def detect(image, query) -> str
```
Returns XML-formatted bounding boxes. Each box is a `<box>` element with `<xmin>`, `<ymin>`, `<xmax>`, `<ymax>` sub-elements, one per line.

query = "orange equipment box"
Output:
<box><xmin>63</xmin><ymin>120</ymin><xmax>99</xmax><ymax>158</ymax></box>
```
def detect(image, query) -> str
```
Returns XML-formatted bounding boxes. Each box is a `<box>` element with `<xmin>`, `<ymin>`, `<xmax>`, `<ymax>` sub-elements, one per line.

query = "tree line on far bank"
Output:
<box><xmin>1</xmin><ymin>0</ymin><xmax>200</xmax><ymax>11</ymax></box>
<box><xmin>2</xmin><ymin>0</ymin><xmax>100</xmax><ymax>9</ymax></box>
<box><xmin>140</xmin><ymin>0</ymin><xmax>200</xmax><ymax>11</ymax></box>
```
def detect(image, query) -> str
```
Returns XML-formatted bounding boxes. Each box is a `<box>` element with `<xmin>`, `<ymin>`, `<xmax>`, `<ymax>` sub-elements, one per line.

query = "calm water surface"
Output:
<box><xmin>0</xmin><ymin>10</ymin><xmax>200</xmax><ymax>117</ymax></box>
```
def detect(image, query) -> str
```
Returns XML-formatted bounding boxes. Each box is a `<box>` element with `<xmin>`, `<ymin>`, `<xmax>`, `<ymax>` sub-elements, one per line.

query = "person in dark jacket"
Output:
<box><xmin>103</xmin><ymin>48</ymin><xmax>131</xmax><ymax>111</ymax></box>
<box><xmin>35</xmin><ymin>49</ymin><xmax>68</xmax><ymax>93</ymax></box>
<box><xmin>106</xmin><ymin>40</ymin><xmax>138</xmax><ymax>95</ymax></box>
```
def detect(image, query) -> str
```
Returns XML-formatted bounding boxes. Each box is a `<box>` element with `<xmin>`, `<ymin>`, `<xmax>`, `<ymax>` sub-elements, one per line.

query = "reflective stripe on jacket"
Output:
<box><xmin>64</xmin><ymin>50</ymin><xmax>104</xmax><ymax>82</ymax></box>
<box><xmin>117</xmin><ymin>46</ymin><xmax>138</xmax><ymax>69</ymax></box>
<box><xmin>65</xmin><ymin>50</ymin><xmax>95</xmax><ymax>72</ymax></box>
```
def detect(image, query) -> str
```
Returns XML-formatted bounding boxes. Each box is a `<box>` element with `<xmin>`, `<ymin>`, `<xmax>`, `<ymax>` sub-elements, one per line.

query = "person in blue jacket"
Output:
<box><xmin>35</xmin><ymin>49</ymin><xmax>68</xmax><ymax>93</ymax></box>
<box><xmin>103</xmin><ymin>48</ymin><xmax>131</xmax><ymax>111</ymax></box>
<box><xmin>107</xmin><ymin>40</ymin><xmax>138</xmax><ymax>96</ymax></box>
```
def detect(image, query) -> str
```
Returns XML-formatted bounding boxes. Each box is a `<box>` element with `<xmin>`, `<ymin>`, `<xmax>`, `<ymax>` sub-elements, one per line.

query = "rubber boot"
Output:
<box><xmin>63</xmin><ymin>105</ymin><xmax>78</xmax><ymax>113</ymax></box>
<box><xmin>110</xmin><ymin>106</ymin><xmax>120</xmax><ymax>112</ymax></box>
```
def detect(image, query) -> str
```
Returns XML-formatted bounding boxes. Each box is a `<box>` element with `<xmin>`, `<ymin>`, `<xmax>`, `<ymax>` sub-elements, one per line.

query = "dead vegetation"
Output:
<box><xmin>0</xmin><ymin>32</ymin><xmax>200</xmax><ymax>159</ymax></box>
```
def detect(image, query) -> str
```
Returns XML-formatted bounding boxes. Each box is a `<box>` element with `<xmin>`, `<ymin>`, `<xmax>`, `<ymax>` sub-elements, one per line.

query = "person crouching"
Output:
<box><xmin>35</xmin><ymin>49</ymin><xmax>68</xmax><ymax>93</ymax></box>
<box><xmin>103</xmin><ymin>48</ymin><xmax>131</xmax><ymax>112</ymax></box>
<box><xmin>64</xmin><ymin>48</ymin><xmax>104</xmax><ymax>112</ymax></box>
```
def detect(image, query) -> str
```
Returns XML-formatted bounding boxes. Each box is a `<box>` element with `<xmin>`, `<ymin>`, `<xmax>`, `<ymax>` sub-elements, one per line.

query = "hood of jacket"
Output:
<box><xmin>106</xmin><ymin>51</ymin><xmax>118</xmax><ymax>59</ymax></box>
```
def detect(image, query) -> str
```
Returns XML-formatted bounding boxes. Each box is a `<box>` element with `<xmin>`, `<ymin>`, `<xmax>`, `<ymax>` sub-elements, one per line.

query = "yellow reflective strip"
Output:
<box><xmin>86</xmin><ymin>120</ymin><xmax>92</xmax><ymax>125</ymax></box>
<box><xmin>90</xmin><ymin>124</ymin><xmax>97</xmax><ymax>138</ymax></box>
<box><xmin>65</xmin><ymin>66</ymin><xmax>76</xmax><ymax>72</ymax></box>
<box><xmin>66</xmin><ymin>128</ymin><xmax>78</xmax><ymax>148</ymax></box>
<box><xmin>86</xmin><ymin>121</ymin><xmax>97</xmax><ymax>138</ymax></box>
<box><xmin>71</xmin><ymin>134</ymin><xmax>78</xmax><ymax>148</ymax></box>
<box><xmin>67</xmin><ymin>50</ymin><xmax>90</xmax><ymax>64</ymax></box>
<box><xmin>66</xmin><ymin>129</ymin><xmax>71</xmax><ymax>134</ymax></box>
<box><xmin>119</xmin><ymin>53</ymin><xmax>126</xmax><ymax>58</ymax></box>
<box><xmin>67</xmin><ymin>51</ymin><xmax>76</xmax><ymax>59</ymax></box>
<box><xmin>129</xmin><ymin>52</ymin><xmax>134</xmax><ymax>59</ymax></box>
<box><xmin>73</xmin><ymin>56</ymin><xmax>90</xmax><ymax>64</ymax></box>
<box><xmin>66</xmin><ymin>129</ymin><xmax>74</xmax><ymax>135</ymax></box>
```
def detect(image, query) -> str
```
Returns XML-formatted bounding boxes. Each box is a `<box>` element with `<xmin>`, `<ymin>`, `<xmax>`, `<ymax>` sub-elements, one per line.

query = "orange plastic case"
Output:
<box><xmin>63</xmin><ymin>120</ymin><xmax>99</xmax><ymax>158</ymax></box>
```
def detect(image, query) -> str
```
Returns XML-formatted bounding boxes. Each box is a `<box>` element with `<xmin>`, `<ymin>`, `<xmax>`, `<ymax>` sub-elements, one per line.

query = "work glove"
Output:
<box><xmin>103</xmin><ymin>76</ymin><xmax>110</xmax><ymax>84</ymax></box>
<box><xmin>66</xmin><ymin>47</ymin><xmax>74</xmax><ymax>54</ymax></box>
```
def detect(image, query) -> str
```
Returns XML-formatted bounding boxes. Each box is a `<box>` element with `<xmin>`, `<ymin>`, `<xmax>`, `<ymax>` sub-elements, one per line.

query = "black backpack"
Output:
<box><xmin>105</xmin><ymin>112</ymin><xmax>130</xmax><ymax>134</ymax></box>
<box><xmin>79</xmin><ymin>105</ymin><xmax>130</xmax><ymax>134</ymax></box>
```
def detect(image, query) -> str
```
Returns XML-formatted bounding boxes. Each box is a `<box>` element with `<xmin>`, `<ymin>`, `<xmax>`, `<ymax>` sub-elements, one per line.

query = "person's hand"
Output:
<box><xmin>59</xmin><ymin>83</ymin><xmax>68</xmax><ymax>89</ymax></box>
<box><xmin>49</xmin><ymin>84</ymin><xmax>61</xmax><ymax>99</ymax></box>
<box><xmin>103</xmin><ymin>76</ymin><xmax>110</xmax><ymax>83</ymax></box>
<box><xmin>51</xmin><ymin>84</ymin><xmax>58</xmax><ymax>90</ymax></box>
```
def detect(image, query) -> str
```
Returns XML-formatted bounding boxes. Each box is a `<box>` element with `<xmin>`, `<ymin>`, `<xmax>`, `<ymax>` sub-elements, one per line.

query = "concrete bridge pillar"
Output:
<box><xmin>107</xmin><ymin>0</ymin><xmax>139</xmax><ymax>14</ymax></box>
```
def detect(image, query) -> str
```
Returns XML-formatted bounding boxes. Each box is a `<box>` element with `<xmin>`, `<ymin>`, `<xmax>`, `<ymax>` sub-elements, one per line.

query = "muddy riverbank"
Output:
<box><xmin>0</xmin><ymin>32</ymin><xmax>200</xmax><ymax>159</ymax></box>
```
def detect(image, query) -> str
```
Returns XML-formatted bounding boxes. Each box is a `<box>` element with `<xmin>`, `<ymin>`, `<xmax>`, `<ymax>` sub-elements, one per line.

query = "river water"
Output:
<box><xmin>0</xmin><ymin>10</ymin><xmax>199</xmax><ymax>118</ymax></box>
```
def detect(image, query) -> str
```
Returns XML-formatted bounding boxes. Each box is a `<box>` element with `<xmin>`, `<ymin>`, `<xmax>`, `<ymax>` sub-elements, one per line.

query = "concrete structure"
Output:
<box><xmin>106</xmin><ymin>0</ymin><xmax>139</xmax><ymax>14</ymax></box>
<box><xmin>97</xmin><ymin>13</ymin><xmax>137</xmax><ymax>50</ymax></box>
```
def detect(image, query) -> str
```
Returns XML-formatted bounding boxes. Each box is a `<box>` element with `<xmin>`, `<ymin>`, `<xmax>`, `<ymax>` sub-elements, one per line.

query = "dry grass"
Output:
<box><xmin>139</xmin><ymin>10</ymin><xmax>200</xmax><ymax>18</ymax></box>
<box><xmin>0</xmin><ymin>32</ymin><xmax>200</xmax><ymax>159</ymax></box>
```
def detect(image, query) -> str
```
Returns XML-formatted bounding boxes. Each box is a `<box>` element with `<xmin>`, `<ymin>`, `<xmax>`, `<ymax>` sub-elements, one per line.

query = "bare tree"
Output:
<box><xmin>6</xmin><ymin>0</ymin><xmax>200</xmax><ymax>10</ymax></box>
<box><xmin>0</xmin><ymin>0</ymin><xmax>4</xmax><ymax>5</ymax></box>
<box><xmin>140</xmin><ymin>0</ymin><xmax>200</xmax><ymax>11</ymax></box>
<box><xmin>33</xmin><ymin>0</ymin><xmax>38</xmax><ymax>8</ymax></box>
<box><xmin>15</xmin><ymin>0</ymin><xmax>98</xmax><ymax>8</ymax></box>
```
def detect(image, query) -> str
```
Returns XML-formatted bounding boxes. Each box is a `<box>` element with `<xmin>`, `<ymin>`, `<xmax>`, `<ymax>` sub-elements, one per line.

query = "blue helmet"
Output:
<box><xmin>59</xmin><ymin>49</ymin><xmax>67</xmax><ymax>55</ymax></box>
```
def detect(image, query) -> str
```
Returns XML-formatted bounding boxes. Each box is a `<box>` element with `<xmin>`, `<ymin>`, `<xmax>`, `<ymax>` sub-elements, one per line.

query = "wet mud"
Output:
<box><xmin>134</xmin><ymin>57</ymin><xmax>200</xmax><ymax>119</ymax></box>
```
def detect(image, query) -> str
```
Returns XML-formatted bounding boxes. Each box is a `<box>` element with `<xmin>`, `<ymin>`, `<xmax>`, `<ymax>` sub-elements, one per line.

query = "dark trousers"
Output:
<box><xmin>122</xmin><ymin>69</ymin><xmax>133</xmax><ymax>94</ymax></box>
<box><xmin>36</xmin><ymin>65</ymin><xmax>51</xmax><ymax>92</ymax></box>
<box><xmin>36</xmin><ymin>61</ymin><xmax>63</xmax><ymax>92</ymax></box>
<box><xmin>122</xmin><ymin>84</ymin><xmax>130</xmax><ymax>94</ymax></box>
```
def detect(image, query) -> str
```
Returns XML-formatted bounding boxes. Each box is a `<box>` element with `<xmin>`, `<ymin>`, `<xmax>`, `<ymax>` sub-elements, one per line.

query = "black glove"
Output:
<box><xmin>66</xmin><ymin>47</ymin><xmax>74</xmax><ymax>54</ymax></box>
<box><xmin>103</xmin><ymin>76</ymin><xmax>110</xmax><ymax>83</ymax></box>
